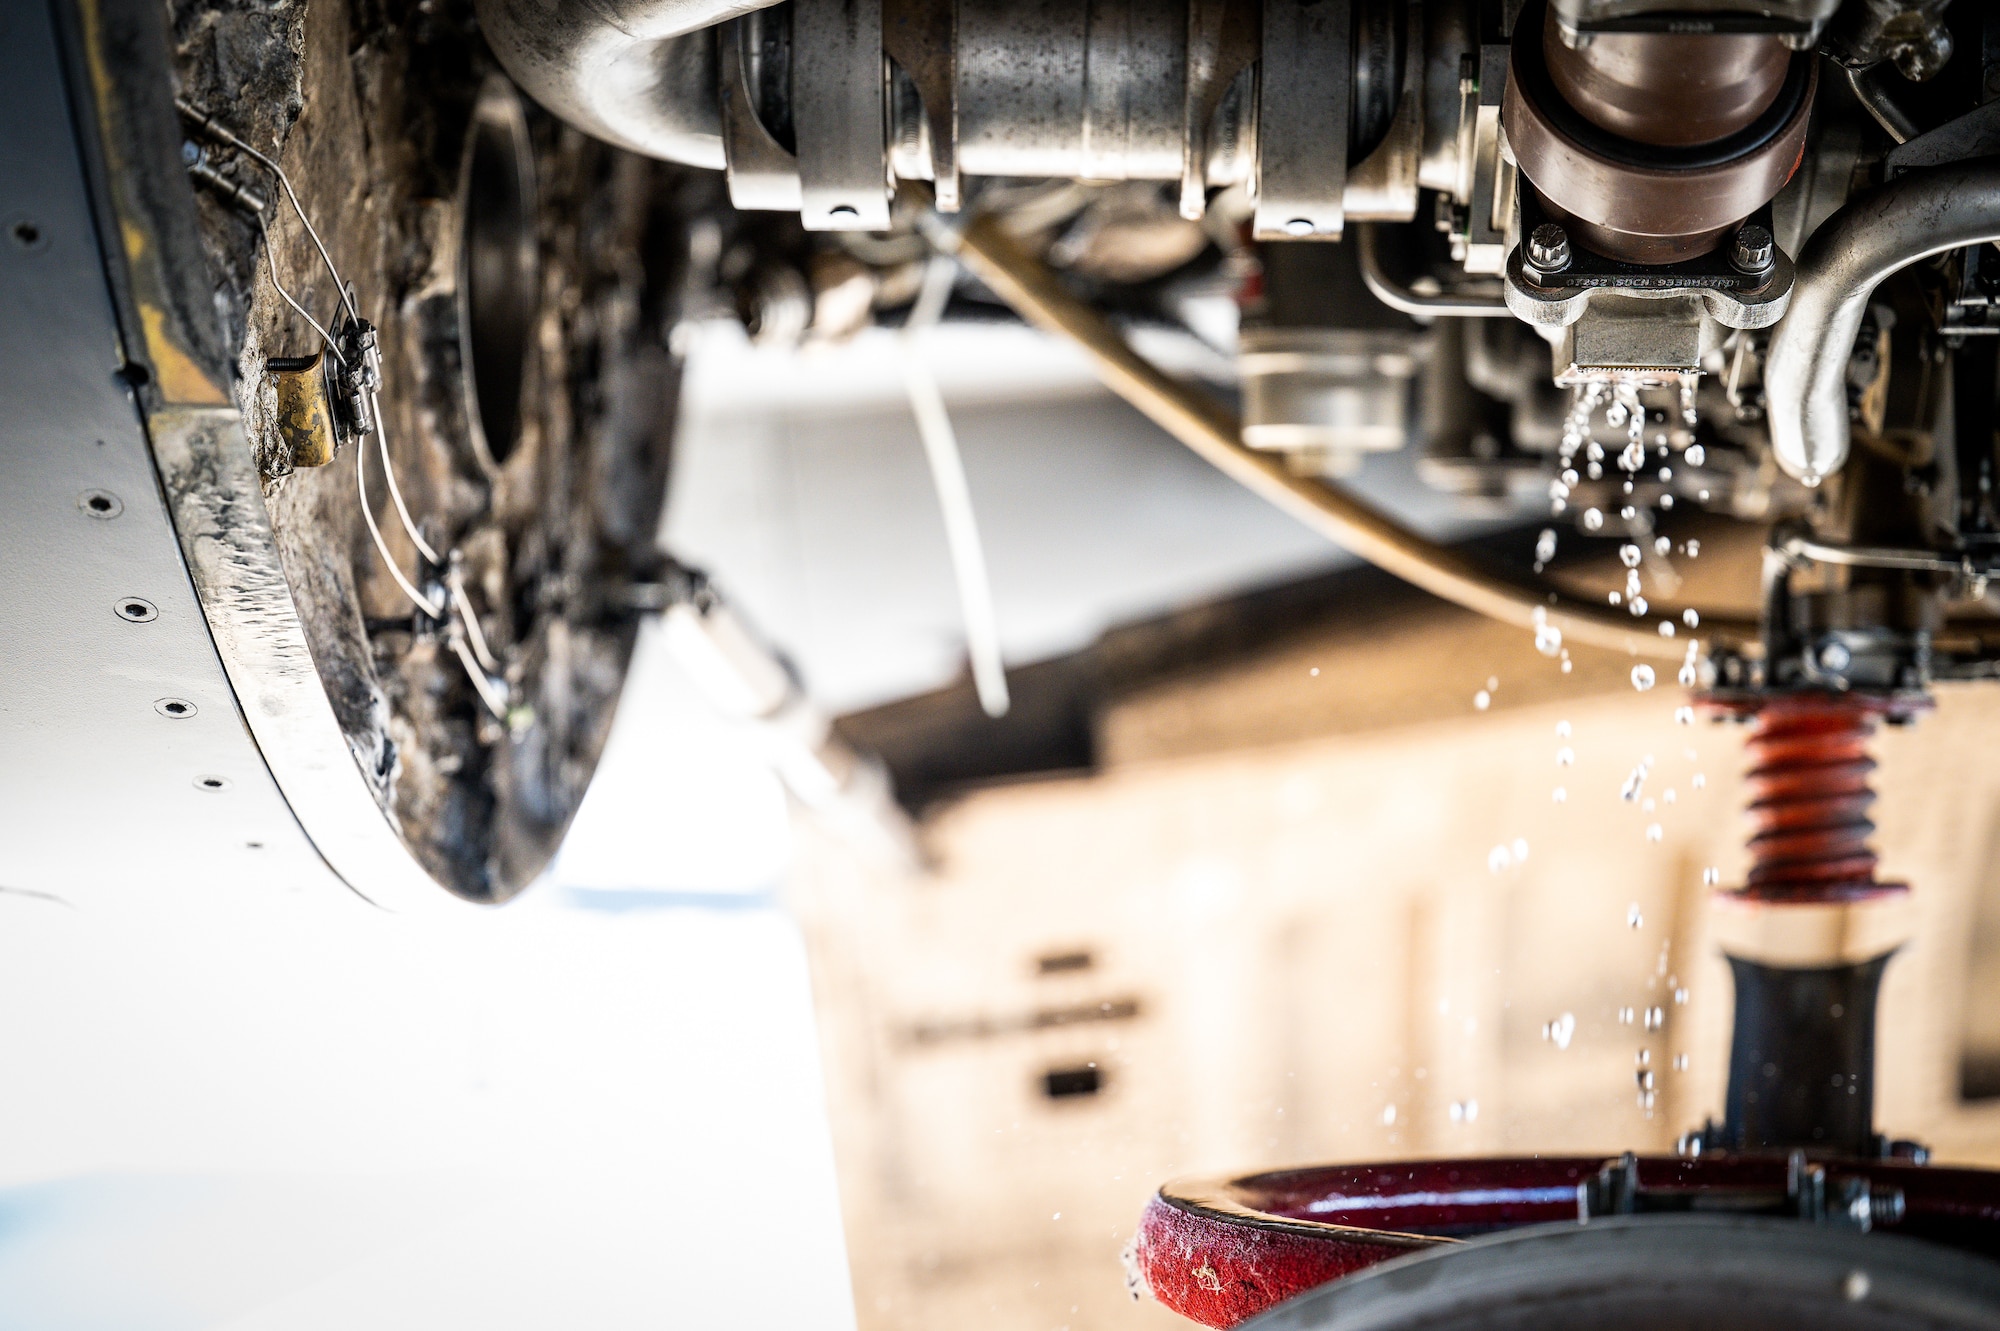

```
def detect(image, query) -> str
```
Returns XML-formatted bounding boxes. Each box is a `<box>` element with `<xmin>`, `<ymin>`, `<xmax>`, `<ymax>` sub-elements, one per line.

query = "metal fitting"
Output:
<box><xmin>1527</xmin><ymin>223</ymin><xmax>1571</xmax><ymax>273</ymax></box>
<box><xmin>1731</xmin><ymin>224</ymin><xmax>1776</xmax><ymax>276</ymax></box>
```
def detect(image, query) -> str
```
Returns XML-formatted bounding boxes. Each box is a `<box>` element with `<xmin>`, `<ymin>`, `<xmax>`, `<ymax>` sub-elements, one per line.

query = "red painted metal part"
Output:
<box><xmin>1132</xmin><ymin>1155</ymin><xmax>2000</xmax><ymax>1328</ymax></box>
<box><xmin>1702</xmin><ymin>691</ymin><xmax>1928</xmax><ymax>905</ymax></box>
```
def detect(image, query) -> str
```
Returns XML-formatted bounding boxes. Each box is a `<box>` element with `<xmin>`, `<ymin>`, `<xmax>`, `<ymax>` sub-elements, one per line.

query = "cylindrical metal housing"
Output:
<box><xmin>1501</xmin><ymin>0</ymin><xmax>1814</xmax><ymax>263</ymax></box>
<box><xmin>954</xmin><ymin>0</ymin><xmax>1189</xmax><ymax>181</ymax></box>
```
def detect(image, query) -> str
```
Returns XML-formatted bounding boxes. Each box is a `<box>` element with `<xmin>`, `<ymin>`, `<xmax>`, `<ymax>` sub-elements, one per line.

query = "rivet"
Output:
<box><xmin>79</xmin><ymin>490</ymin><xmax>123</xmax><ymax>519</ymax></box>
<box><xmin>115</xmin><ymin>597</ymin><xmax>158</xmax><ymax>622</ymax></box>
<box><xmin>153</xmin><ymin>697</ymin><xmax>198</xmax><ymax>719</ymax></box>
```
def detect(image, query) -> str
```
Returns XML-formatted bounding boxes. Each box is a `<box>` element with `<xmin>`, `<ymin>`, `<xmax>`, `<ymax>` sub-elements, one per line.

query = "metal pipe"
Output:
<box><xmin>930</xmin><ymin>209</ymin><xmax>1755</xmax><ymax>661</ymax></box>
<box><xmin>1765</xmin><ymin>160</ymin><xmax>2000</xmax><ymax>483</ymax></box>
<box><xmin>472</xmin><ymin>0</ymin><xmax>772</xmax><ymax>167</ymax></box>
<box><xmin>1355</xmin><ymin>223</ymin><xmax>1513</xmax><ymax>318</ymax></box>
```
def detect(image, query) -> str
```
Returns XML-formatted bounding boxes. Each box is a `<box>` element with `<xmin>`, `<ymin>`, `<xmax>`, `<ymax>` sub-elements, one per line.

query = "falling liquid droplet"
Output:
<box><xmin>1536</xmin><ymin>528</ymin><xmax>1558</xmax><ymax>563</ymax></box>
<box><xmin>1632</xmin><ymin>665</ymin><xmax>1656</xmax><ymax>691</ymax></box>
<box><xmin>1628</xmin><ymin>903</ymin><xmax>1644</xmax><ymax>929</ymax></box>
<box><xmin>1556</xmin><ymin>720</ymin><xmax>1572</xmax><ymax>738</ymax></box>
<box><xmin>1512</xmin><ymin>837</ymin><xmax>1529</xmax><ymax>863</ymax></box>
<box><xmin>1703</xmin><ymin>866</ymin><xmax>1720</xmax><ymax>885</ymax></box>
<box><xmin>1536</xmin><ymin>623</ymin><xmax>1563</xmax><ymax>656</ymax></box>
<box><xmin>1683</xmin><ymin>608</ymin><xmax>1699</xmax><ymax>627</ymax></box>
<box><xmin>1678</xmin><ymin>663</ymin><xmax>1698</xmax><ymax>687</ymax></box>
<box><xmin>1630</xmin><ymin>596</ymin><xmax>1649</xmax><ymax>616</ymax></box>
<box><xmin>1675</xmin><ymin>706</ymin><xmax>1695</xmax><ymax>725</ymax></box>
<box><xmin>1553</xmin><ymin>786</ymin><xmax>1567</xmax><ymax>803</ymax></box>
<box><xmin>1673</xmin><ymin>1052</ymin><xmax>1690</xmax><ymax>1070</ymax></box>
<box><xmin>1474</xmin><ymin>690</ymin><xmax>1491</xmax><ymax>711</ymax></box>
<box><xmin>1543</xmin><ymin>1012</ymin><xmax>1576</xmax><ymax>1049</ymax></box>
<box><xmin>1692</xmin><ymin>773</ymin><xmax>1706</xmax><ymax>790</ymax></box>
<box><xmin>1659</xmin><ymin>621</ymin><xmax>1675</xmax><ymax>637</ymax></box>
<box><xmin>1646</xmin><ymin>823</ymin><xmax>1664</xmax><ymax>843</ymax></box>
<box><xmin>1382</xmin><ymin>1104</ymin><xmax>1397</xmax><ymax>1125</ymax></box>
<box><xmin>1674</xmin><ymin>988</ymin><xmax>1690</xmax><ymax>1006</ymax></box>
<box><xmin>1618</xmin><ymin>1007</ymin><xmax>1635</xmax><ymax>1025</ymax></box>
<box><xmin>1557</xmin><ymin>746</ymin><xmax>1575</xmax><ymax>767</ymax></box>
<box><xmin>1686</xmin><ymin>444</ymin><xmax>1706</xmax><ymax>467</ymax></box>
<box><xmin>1644</xmin><ymin>1006</ymin><xmax>1665</xmax><ymax>1030</ymax></box>
<box><xmin>1620</xmin><ymin>544</ymin><xmax>1642</xmax><ymax>568</ymax></box>
<box><xmin>1584</xmin><ymin>508</ymin><xmax>1604</xmax><ymax>531</ymax></box>
<box><xmin>1488</xmin><ymin>845</ymin><xmax>1513</xmax><ymax>874</ymax></box>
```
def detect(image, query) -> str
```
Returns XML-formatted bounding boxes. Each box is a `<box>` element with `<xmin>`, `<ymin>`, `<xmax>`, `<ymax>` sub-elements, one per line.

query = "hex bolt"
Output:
<box><xmin>1527</xmin><ymin>223</ymin><xmax>1570</xmax><ymax>273</ymax></box>
<box><xmin>1731</xmin><ymin>224</ymin><xmax>1775</xmax><ymax>276</ymax></box>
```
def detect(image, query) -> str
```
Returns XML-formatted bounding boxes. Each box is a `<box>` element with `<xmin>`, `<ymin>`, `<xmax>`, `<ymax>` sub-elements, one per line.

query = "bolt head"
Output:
<box><xmin>1818</xmin><ymin>641</ymin><xmax>1853</xmax><ymax>673</ymax></box>
<box><xmin>1731</xmin><ymin>224</ymin><xmax>1775</xmax><ymax>275</ymax></box>
<box><xmin>1527</xmin><ymin>223</ymin><xmax>1570</xmax><ymax>272</ymax></box>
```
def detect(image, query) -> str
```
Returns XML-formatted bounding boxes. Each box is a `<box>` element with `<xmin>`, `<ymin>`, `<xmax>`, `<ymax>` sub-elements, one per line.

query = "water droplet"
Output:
<box><xmin>1686</xmin><ymin>444</ymin><xmax>1706</xmax><ymax>467</ymax></box>
<box><xmin>1646</xmin><ymin>823</ymin><xmax>1664</xmax><ymax>843</ymax></box>
<box><xmin>1620</xmin><ymin>544</ymin><xmax>1642</xmax><ymax>568</ymax></box>
<box><xmin>1642</xmin><ymin>796</ymin><xmax>1656</xmax><ymax>812</ymax></box>
<box><xmin>1512</xmin><ymin>837</ymin><xmax>1529</xmax><ymax>863</ymax></box>
<box><xmin>1703</xmin><ymin>866</ymin><xmax>1720</xmax><ymax>885</ymax></box>
<box><xmin>1628</xmin><ymin>903</ymin><xmax>1644</xmax><ymax>929</ymax></box>
<box><xmin>1382</xmin><ymin>1103</ymin><xmax>1397</xmax><ymax>1125</ymax></box>
<box><xmin>1685</xmin><ymin>539</ymin><xmax>1701</xmax><ymax>558</ymax></box>
<box><xmin>1658</xmin><ymin>621</ymin><xmax>1675</xmax><ymax>637</ymax></box>
<box><xmin>1644</xmin><ymin>1006</ymin><xmax>1665</xmax><ymax>1030</ymax></box>
<box><xmin>1674</xmin><ymin>987</ymin><xmax>1690</xmax><ymax>1006</ymax></box>
<box><xmin>1621</xmin><ymin>441</ymin><xmax>1645</xmax><ymax>472</ymax></box>
<box><xmin>1678</xmin><ymin>662</ymin><xmax>1698</xmax><ymax>687</ymax></box>
<box><xmin>1673</xmin><ymin>1052</ymin><xmax>1690</xmax><ymax>1070</ymax></box>
<box><xmin>1609</xmin><ymin>591</ymin><xmax>1622</xmax><ymax>606</ymax></box>
<box><xmin>1626</xmin><ymin>568</ymin><xmax>1643</xmax><ymax>596</ymax></box>
<box><xmin>1536</xmin><ymin>623</ymin><xmax>1563</xmax><ymax>656</ymax></box>
<box><xmin>1631</xmin><ymin>665</ymin><xmax>1656</xmax><ymax>691</ymax></box>
<box><xmin>1653</xmin><ymin>536</ymin><xmax>1671</xmax><ymax>556</ymax></box>
<box><xmin>1542</xmin><ymin>1012</ymin><xmax>1576</xmax><ymax>1049</ymax></box>
<box><xmin>1629</xmin><ymin>596</ymin><xmax>1649</xmax><ymax>616</ymax></box>
<box><xmin>1488</xmin><ymin>844</ymin><xmax>1513</xmax><ymax>873</ymax></box>
<box><xmin>1659</xmin><ymin>493</ymin><xmax>1674</xmax><ymax>509</ymax></box>
<box><xmin>1803</xmin><ymin>472</ymin><xmax>1821</xmax><ymax>488</ymax></box>
<box><xmin>1618</xmin><ymin>1007</ymin><xmax>1635</xmax><ymax>1025</ymax></box>
<box><xmin>1620</xmin><ymin>505</ymin><xmax>1637</xmax><ymax>521</ymax></box>
<box><xmin>1556</xmin><ymin>720</ymin><xmax>1571</xmax><ymax>738</ymax></box>
<box><xmin>1692</xmin><ymin>773</ymin><xmax>1706</xmax><ymax>790</ymax></box>
<box><xmin>1474</xmin><ymin>689</ymin><xmax>1491</xmax><ymax>711</ymax></box>
<box><xmin>1636</xmin><ymin>1048</ymin><xmax>1650</xmax><ymax>1066</ymax></box>
<box><xmin>1487</xmin><ymin>676</ymin><xmax>1498</xmax><ymax>691</ymax></box>
<box><xmin>1561</xmin><ymin>657</ymin><xmax>1573</xmax><ymax>674</ymax></box>
<box><xmin>1536</xmin><ymin>528</ymin><xmax>1558</xmax><ymax>563</ymax></box>
<box><xmin>1557</xmin><ymin>746</ymin><xmax>1575</xmax><ymax>767</ymax></box>
<box><xmin>1552</xmin><ymin>785</ymin><xmax>1567</xmax><ymax>803</ymax></box>
<box><xmin>1448</xmin><ymin>1098</ymin><xmax>1478</xmax><ymax>1123</ymax></box>
<box><xmin>1584</xmin><ymin>508</ymin><xmax>1604</xmax><ymax>531</ymax></box>
<box><xmin>1683</xmin><ymin>608</ymin><xmax>1699</xmax><ymax>627</ymax></box>
<box><xmin>1310</xmin><ymin>667</ymin><xmax>1320</xmax><ymax>677</ymax></box>
<box><xmin>1675</xmin><ymin>706</ymin><xmax>1694</xmax><ymax>725</ymax></box>
<box><xmin>1621</xmin><ymin>763</ymin><xmax>1648</xmax><ymax>801</ymax></box>
<box><xmin>1664</xmin><ymin>788</ymin><xmax>1677</xmax><ymax>804</ymax></box>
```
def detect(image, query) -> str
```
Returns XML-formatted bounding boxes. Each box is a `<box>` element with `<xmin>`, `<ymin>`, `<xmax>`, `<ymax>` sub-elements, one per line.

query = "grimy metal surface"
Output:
<box><xmin>0</xmin><ymin>0</ymin><xmax>338</xmax><ymax>901</ymax></box>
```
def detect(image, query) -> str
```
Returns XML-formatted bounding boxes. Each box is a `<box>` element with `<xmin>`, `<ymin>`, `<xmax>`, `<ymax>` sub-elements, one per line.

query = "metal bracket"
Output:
<box><xmin>793</xmin><ymin>0</ymin><xmax>891</xmax><ymax>231</ymax></box>
<box><xmin>1579</xmin><ymin>1152</ymin><xmax>1905</xmax><ymax>1232</ymax></box>
<box><xmin>1254</xmin><ymin>0</ymin><xmax>1351</xmax><ymax>240</ymax></box>
<box><xmin>720</xmin><ymin>19</ymin><xmax>803</xmax><ymax>213</ymax></box>
<box><xmin>1504</xmin><ymin>194</ymin><xmax>1794</xmax><ymax>332</ymax></box>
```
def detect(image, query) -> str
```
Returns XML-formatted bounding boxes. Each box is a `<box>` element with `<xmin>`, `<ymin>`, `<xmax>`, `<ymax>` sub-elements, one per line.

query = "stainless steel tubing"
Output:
<box><xmin>472</xmin><ymin>0</ymin><xmax>783</xmax><ymax>167</ymax></box>
<box><xmin>1355</xmin><ymin>223</ymin><xmax>1513</xmax><ymax>318</ymax></box>
<box><xmin>1766</xmin><ymin>160</ymin><xmax>2000</xmax><ymax>483</ymax></box>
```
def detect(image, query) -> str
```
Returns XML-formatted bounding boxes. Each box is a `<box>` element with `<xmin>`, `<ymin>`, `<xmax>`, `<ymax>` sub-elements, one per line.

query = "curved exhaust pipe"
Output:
<box><xmin>472</xmin><ymin>0</ymin><xmax>784</xmax><ymax>168</ymax></box>
<box><xmin>1765</xmin><ymin>160</ymin><xmax>2000</xmax><ymax>484</ymax></box>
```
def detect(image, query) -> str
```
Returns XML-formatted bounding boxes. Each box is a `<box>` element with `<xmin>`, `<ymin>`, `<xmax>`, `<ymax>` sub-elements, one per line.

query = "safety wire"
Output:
<box><xmin>180</xmin><ymin>101</ymin><xmax>511</xmax><ymax>719</ymax></box>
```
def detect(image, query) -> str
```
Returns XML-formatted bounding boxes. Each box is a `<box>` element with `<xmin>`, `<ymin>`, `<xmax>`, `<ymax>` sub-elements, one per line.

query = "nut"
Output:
<box><xmin>1527</xmin><ymin>223</ymin><xmax>1571</xmax><ymax>273</ymax></box>
<box><xmin>1730</xmin><ymin>224</ymin><xmax>1775</xmax><ymax>275</ymax></box>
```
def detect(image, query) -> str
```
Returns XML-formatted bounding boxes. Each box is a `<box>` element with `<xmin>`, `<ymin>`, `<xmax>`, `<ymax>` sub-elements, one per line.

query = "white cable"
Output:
<box><xmin>356</xmin><ymin>419</ymin><xmax>443</xmax><ymax>618</ymax></box>
<box><xmin>902</xmin><ymin>255</ymin><xmax>1010</xmax><ymax>718</ymax></box>
<box><xmin>368</xmin><ymin>388</ymin><xmax>442</xmax><ymax>566</ymax></box>
<box><xmin>449</xmin><ymin>570</ymin><xmax>503</xmax><ymax>676</ymax></box>
<box><xmin>449</xmin><ymin>633</ymin><xmax>511</xmax><ymax>720</ymax></box>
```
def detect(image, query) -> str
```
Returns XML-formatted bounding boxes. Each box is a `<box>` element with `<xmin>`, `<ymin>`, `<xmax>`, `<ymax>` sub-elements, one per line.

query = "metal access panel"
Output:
<box><xmin>0</xmin><ymin>0</ymin><xmax>338</xmax><ymax>903</ymax></box>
